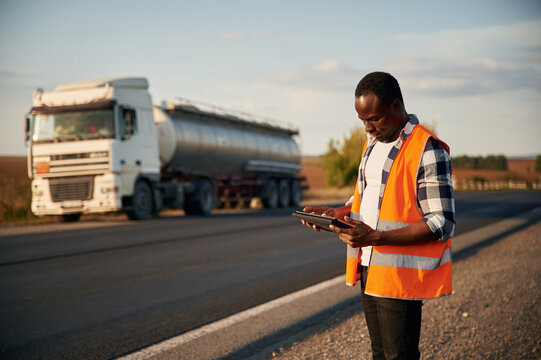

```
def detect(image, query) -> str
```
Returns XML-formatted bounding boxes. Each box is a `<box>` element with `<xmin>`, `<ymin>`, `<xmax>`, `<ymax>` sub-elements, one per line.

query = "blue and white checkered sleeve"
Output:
<box><xmin>417</xmin><ymin>139</ymin><xmax>455</xmax><ymax>241</ymax></box>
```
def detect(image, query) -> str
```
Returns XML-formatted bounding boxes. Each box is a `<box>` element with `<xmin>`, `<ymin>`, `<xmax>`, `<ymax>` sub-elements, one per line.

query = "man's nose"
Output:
<box><xmin>363</xmin><ymin>121</ymin><xmax>374</xmax><ymax>133</ymax></box>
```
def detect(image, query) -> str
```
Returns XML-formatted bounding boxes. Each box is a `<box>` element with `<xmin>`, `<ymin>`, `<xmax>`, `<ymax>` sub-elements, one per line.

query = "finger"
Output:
<box><xmin>344</xmin><ymin>216</ymin><xmax>363</xmax><ymax>225</ymax></box>
<box><xmin>339</xmin><ymin>235</ymin><xmax>359</xmax><ymax>247</ymax></box>
<box><xmin>329</xmin><ymin>224</ymin><xmax>343</xmax><ymax>234</ymax></box>
<box><xmin>338</xmin><ymin>235</ymin><xmax>353</xmax><ymax>246</ymax></box>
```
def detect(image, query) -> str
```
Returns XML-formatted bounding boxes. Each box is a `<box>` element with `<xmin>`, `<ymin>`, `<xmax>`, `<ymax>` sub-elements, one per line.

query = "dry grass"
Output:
<box><xmin>299</xmin><ymin>156</ymin><xmax>355</xmax><ymax>202</ymax></box>
<box><xmin>0</xmin><ymin>156</ymin><xmax>36</xmax><ymax>223</ymax></box>
<box><xmin>453</xmin><ymin>159</ymin><xmax>540</xmax><ymax>184</ymax></box>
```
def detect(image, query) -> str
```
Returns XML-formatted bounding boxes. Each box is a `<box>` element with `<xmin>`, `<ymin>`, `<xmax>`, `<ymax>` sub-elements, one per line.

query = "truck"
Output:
<box><xmin>25</xmin><ymin>77</ymin><xmax>304</xmax><ymax>221</ymax></box>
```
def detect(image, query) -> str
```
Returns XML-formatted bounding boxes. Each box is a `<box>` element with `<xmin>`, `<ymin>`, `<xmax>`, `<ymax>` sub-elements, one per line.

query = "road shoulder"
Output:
<box><xmin>116</xmin><ymin>206</ymin><xmax>541</xmax><ymax>360</ymax></box>
<box><xmin>256</xmin><ymin>217</ymin><xmax>541</xmax><ymax>359</ymax></box>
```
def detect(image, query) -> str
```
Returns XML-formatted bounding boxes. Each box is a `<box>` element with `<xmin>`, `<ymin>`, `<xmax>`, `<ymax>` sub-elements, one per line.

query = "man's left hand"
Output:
<box><xmin>330</xmin><ymin>216</ymin><xmax>376</xmax><ymax>248</ymax></box>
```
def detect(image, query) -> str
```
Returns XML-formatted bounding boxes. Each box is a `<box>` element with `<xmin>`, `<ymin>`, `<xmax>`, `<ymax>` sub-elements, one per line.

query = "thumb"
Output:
<box><xmin>344</xmin><ymin>216</ymin><xmax>363</xmax><ymax>225</ymax></box>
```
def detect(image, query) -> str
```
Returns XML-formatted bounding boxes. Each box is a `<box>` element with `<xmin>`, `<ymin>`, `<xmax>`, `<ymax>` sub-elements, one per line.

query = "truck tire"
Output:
<box><xmin>127</xmin><ymin>181</ymin><xmax>153</xmax><ymax>220</ymax></box>
<box><xmin>262</xmin><ymin>179</ymin><xmax>278</xmax><ymax>209</ymax></box>
<box><xmin>62</xmin><ymin>213</ymin><xmax>81</xmax><ymax>222</ymax></box>
<box><xmin>184</xmin><ymin>180</ymin><xmax>214</xmax><ymax>215</ymax></box>
<box><xmin>278</xmin><ymin>180</ymin><xmax>290</xmax><ymax>208</ymax></box>
<box><xmin>290</xmin><ymin>179</ymin><xmax>302</xmax><ymax>207</ymax></box>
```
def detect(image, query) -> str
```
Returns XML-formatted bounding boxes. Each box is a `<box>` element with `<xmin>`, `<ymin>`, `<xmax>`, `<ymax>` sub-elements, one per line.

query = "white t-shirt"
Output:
<box><xmin>359</xmin><ymin>138</ymin><xmax>400</xmax><ymax>266</ymax></box>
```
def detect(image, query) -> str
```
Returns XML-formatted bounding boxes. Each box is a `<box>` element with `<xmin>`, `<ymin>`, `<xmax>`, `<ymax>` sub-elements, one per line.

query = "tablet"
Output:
<box><xmin>292</xmin><ymin>211</ymin><xmax>353</xmax><ymax>232</ymax></box>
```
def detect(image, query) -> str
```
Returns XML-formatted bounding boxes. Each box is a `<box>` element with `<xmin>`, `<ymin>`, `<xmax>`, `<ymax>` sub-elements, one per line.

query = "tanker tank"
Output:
<box><xmin>153</xmin><ymin>103</ymin><xmax>301</xmax><ymax>177</ymax></box>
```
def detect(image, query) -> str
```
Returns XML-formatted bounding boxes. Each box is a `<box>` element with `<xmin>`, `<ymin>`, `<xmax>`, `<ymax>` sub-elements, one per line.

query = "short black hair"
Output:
<box><xmin>355</xmin><ymin>71</ymin><xmax>404</xmax><ymax>105</ymax></box>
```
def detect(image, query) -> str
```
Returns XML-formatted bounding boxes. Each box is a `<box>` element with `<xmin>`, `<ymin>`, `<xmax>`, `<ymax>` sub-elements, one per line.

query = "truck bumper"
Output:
<box><xmin>31</xmin><ymin>174</ymin><xmax>123</xmax><ymax>216</ymax></box>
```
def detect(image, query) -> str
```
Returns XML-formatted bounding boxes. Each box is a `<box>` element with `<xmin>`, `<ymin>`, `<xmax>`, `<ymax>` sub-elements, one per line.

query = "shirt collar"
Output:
<box><xmin>401</xmin><ymin>114</ymin><xmax>419</xmax><ymax>140</ymax></box>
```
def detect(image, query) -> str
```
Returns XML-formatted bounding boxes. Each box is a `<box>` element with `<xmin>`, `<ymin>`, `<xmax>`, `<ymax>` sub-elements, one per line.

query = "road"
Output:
<box><xmin>1</xmin><ymin>191</ymin><xmax>540</xmax><ymax>359</ymax></box>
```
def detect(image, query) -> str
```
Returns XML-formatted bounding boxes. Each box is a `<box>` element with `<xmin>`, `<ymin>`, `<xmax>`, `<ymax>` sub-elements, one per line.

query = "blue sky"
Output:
<box><xmin>1</xmin><ymin>0</ymin><xmax>540</xmax><ymax>157</ymax></box>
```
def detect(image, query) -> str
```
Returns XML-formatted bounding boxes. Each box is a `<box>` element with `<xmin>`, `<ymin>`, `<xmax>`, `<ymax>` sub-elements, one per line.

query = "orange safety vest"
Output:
<box><xmin>346</xmin><ymin>124</ymin><xmax>452</xmax><ymax>300</ymax></box>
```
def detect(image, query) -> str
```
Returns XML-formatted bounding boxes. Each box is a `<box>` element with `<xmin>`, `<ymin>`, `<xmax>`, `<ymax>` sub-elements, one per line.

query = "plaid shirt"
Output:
<box><xmin>349</xmin><ymin>114</ymin><xmax>455</xmax><ymax>241</ymax></box>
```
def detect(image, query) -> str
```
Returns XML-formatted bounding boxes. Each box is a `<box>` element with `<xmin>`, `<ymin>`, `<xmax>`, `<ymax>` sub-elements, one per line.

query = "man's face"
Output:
<box><xmin>354</xmin><ymin>93</ymin><xmax>405</xmax><ymax>143</ymax></box>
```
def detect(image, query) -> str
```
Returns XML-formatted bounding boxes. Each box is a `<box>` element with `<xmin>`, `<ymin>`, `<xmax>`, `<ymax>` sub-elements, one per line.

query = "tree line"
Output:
<box><xmin>451</xmin><ymin>155</ymin><xmax>507</xmax><ymax>170</ymax></box>
<box><xmin>321</xmin><ymin>125</ymin><xmax>539</xmax><ymax>187</ymax></box>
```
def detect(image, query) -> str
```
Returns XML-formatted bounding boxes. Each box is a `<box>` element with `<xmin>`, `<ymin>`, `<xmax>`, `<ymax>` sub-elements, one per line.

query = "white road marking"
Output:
<box><xmin>116</xmin><ymin>275</ymin><xmax>344</xmax><ymax>359</ymax></box>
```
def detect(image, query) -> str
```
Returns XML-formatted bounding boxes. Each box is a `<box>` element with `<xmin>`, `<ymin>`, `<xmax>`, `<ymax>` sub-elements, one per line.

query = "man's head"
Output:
<box><xmin>354</xmin><ymin>72</ymin><xmax>407</xmax><ymax>143</ymax></box>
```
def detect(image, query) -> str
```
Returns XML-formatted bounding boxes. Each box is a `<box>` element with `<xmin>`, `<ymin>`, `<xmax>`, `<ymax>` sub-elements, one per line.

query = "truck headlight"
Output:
<box><xmin>100</xmin><ymin>186</ymin><xmax>118</xmax><ymax>194</ymax></box>
<box><xmin>35</xmin><ymin>161</ymin><xmax>50</xmax><ymax>174</ymax></box>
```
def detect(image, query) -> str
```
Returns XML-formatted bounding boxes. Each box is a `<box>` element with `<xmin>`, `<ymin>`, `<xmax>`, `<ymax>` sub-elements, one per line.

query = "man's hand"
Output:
<box><xmin>330</xmin><ymin>216</ymin><xmax>377</xmax><ymax>248</ymax></box>
<box><xmin>300</xmin><ymin>205</ymin><xmax>351</xmax><ymax>232</ymax></box>
<box><xmin>300</xmin><ymin>206</ymin><xmax>334</xmax><ymax>231</ymax></box>
<box><xmin>330</xmin><ymin>217</ymin><xmax>440</xmax><ymax>248</ymax></box>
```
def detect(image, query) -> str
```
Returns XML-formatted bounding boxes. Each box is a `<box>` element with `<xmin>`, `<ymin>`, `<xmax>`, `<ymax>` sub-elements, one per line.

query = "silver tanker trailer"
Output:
<box><xmin>25</xmin><ymin>77</ymin><xmax>305</xmax><ymax>221</ymax></box>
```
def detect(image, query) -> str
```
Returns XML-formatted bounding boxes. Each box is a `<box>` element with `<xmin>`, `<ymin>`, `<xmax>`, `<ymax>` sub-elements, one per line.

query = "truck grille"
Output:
<box><xmin>49</xmin><ymin>176</ymin><xmax>94</xmax><ymax>202</ymax></box>
<box><xmin>34</xmin><ymin>151</ymin><xmax>110</xmax><ymax>174</ymax></box>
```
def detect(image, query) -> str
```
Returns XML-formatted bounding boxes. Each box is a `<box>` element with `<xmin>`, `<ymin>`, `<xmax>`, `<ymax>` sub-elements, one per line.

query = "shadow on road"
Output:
<box><xmin>219</xmin><ymin>204</ymin><xmax>541</xmax><ymax>359</ymax></box>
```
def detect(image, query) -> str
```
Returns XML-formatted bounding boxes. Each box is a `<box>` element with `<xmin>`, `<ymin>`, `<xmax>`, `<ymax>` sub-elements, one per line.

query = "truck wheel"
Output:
<box><xmin>184</xmin><ymin>180</ymin><xmax>214</xmax><ymax>215</ymax></box>
<box><xmin>62</xmin><ymin>213</ymin><xmax>81</xmax><ymax>222</ymax></box>
<box><xmin>290</xmin><ymin>180</ymin><xmax>302</xmax><ymax>207</ymax></box>
<box><xmin>278</xmin><ymin>180</ymin><xmax>290</xmax><ymax>208</ymax></box>
<box><xmin>127</xmin><ymin>181</ymin><xmax>153</xmax><ymax>220</ymax></box>
<box><xmin>262</xmin><ymin>179</ymin><xmax>278</xmax><ymax>209</ymax></box>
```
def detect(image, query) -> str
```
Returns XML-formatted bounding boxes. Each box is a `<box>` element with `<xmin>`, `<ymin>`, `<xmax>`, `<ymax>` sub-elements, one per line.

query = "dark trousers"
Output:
<box><xmin>360</xmin><ymin>266</ymin><xmax>422</xmax><ymax>360</ymax></box>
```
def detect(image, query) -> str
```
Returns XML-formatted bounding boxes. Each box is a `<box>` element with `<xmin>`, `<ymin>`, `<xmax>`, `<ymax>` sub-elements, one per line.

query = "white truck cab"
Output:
<box><xmin>26</xmin><ymin>77</ymin><xmax>160</xmax><ymax>221</ymax></box>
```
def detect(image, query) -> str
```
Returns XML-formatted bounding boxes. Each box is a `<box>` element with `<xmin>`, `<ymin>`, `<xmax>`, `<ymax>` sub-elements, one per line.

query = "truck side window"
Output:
<box><xmin>120</xmin><ymin>108</ymin><xmax>137</xmax><ymax>139</ymax></box>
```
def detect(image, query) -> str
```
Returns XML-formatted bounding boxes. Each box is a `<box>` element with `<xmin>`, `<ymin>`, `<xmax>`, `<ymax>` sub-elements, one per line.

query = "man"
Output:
<box><xmin>301</xmin><ymin>72</ymin><xmax>455</xmax><ymax>360</ymax></box>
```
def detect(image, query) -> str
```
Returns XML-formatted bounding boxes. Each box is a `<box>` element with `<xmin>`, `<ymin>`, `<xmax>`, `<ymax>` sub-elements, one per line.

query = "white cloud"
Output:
<box><xmin>314</xmin><ymin>60</ymin><xmax>341</xmax><ymax>73</ymax></box>
<box><xmin>0</xmin><ymin>67</ymin><xmax>37</xmax><ymax>78</ymax></box>
<box><xmin>390</xmin><ymin>56</ymin><xmax>541</xmax><ymax>97</ymax></box>
<box><xmin>395</xmin><ymin>19</ymin><xmax>541</xmax><ymax>61</ymax></box>
<box><xmin>271</xmin><ymin>59</ymin><xmax>360</xmax><ymax>92</ymax></box>
<box><xmin>387</xmin><ymin>19</ymin><xmax>541</xmax><ymax>97</ymax></box>
<box><xmin>219</xmin><ymin>30</ymin><xmax>274</xmax><ymax>40</ymax></box>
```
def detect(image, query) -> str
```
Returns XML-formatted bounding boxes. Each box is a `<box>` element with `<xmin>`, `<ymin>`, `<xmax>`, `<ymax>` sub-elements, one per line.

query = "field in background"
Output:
<box><xmin>300</xmin><ymin>156</ymin><xmax>541</xmax><ymax>196</ymax></box>
<box><xmin>1</xmin><ymin>156</ymin><xmax>540</xmax><ymax>224</ymax></box>
<box><xmin>0</xmin><ymin>156</ymin><xmax>35</xmax><ymax>224</ymax></box>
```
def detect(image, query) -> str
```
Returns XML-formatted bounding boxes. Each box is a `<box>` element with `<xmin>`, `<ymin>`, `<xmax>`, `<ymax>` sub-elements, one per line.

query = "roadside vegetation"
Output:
<box><xmin>452</xmin><ymin>154</ymin><xmax>507</xmax><ymax>170</ymax></box>
<box><xmin>0</xmin><ymin>157</ymin><xmax>36</xmax><ymax>224</ymax></box>
<box><xmin>308</xmin><ymin>124</ymin><xmax>541</xmax><ymax>197</ymax></box>
<box><xmin>322</xmin><ymin>125</ymin><xmax>366</xmax><ymax>187</ymax></box>
<box><xmin>320</xmin><ymin>122</ymin><xmax>437</xmax><ymax>187</ymax></box>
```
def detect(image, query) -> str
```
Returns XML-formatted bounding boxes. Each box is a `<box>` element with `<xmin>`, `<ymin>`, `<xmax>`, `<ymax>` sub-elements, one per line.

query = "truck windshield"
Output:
<box><xmin>32</xmin><ymin>109</ymin><xmax>115</xmax><ymax>142</ymax></box>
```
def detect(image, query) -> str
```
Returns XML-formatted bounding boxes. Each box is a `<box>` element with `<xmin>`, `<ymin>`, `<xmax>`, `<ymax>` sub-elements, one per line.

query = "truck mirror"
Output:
<box><xmin>24</xmin><ymin>113</ymin><xmax>31</xmax><ymax>142</ymax></box>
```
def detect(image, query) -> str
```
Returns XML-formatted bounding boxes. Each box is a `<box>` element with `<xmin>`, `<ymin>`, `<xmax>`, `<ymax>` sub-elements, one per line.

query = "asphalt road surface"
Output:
<box><xmin>1</xmin><ymin>191</ymin><xmax>540</xmax><ymax>359</ymax></box>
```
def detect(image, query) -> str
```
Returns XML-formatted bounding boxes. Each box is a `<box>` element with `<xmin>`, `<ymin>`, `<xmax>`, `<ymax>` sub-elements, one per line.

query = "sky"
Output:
<box><xmin>1</xmin><ymin>0</ymin><xmax>540</xmax><ymax>157</ymax></box>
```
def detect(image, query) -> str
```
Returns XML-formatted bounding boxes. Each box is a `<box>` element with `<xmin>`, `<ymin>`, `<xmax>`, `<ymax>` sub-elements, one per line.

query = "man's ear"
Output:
<box><xmin>391</xmin><ymin>98</ymin><xmax>404</xmax><ymax>114</ymax></box>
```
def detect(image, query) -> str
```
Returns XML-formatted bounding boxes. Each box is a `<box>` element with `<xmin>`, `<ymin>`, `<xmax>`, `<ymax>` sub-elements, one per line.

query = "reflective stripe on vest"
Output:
<box><xmin>370</xmin><ymin>247</ymin><xmax>452</xmax><ymax>270</ymax></box>
<box><xmin>346</xmin><ymin>124</ymin><xmax>453</xmax><ymax>300</ymax></box>
<box><xmin>345</xmin><ymin>157</ymin><xmax>364</xmax><ymax>286</ymax></box>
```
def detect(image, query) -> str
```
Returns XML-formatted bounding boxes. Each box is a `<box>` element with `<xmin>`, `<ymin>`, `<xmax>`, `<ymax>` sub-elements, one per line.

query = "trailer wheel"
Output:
<box><xmin>62</xmin><ymin>213</ymin><xmax>81</xmax><ymax>222</ymax></box>
<box><xmin>184</xmin><ymin>180</ymin><xmax>214</xmax><ymax>215</ymax></box>
<box><xmin>262</xmin><ymin>179</ymin><xmax>278</xmax><ymax>209</ymax></box>
<box><xmin>290</xmin><ymin>180</ymin><xmax>302</xmax><ymax>207</ymax></box>
<box><xmin>127</xmin><ymin>181</ymin><xmax>153</xmax><ymax>220</ymax></box>
<box><xmin>278</xmin><ymin>180</ymin><xmax>290</xmax><ymax>208</ymax></box>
